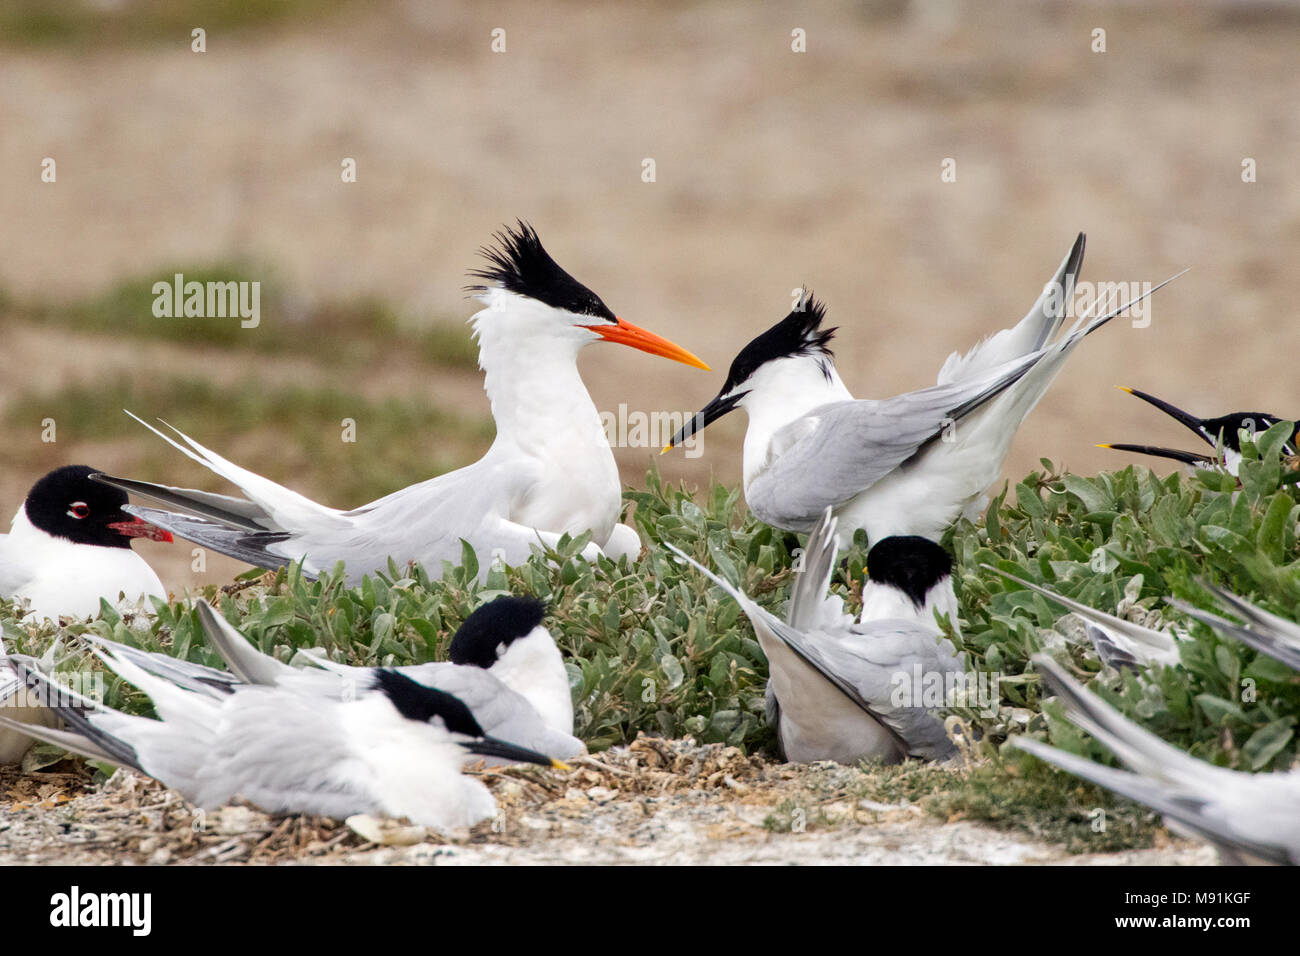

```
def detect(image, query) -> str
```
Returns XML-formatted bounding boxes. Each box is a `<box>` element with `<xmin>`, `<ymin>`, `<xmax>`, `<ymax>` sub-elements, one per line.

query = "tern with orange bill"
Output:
<box><xmin>91</xmin><ymin>223</ymin><xmax>710</xmax><ymax>584</ymax></box>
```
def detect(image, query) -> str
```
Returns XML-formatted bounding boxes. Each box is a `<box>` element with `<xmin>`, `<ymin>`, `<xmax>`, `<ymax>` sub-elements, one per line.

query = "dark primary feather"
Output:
<box><xmin>466</xmin><ymin>220</ymin><xmax>616</xmax><ymax>321</ymax></box>
<box><xmin>123</xmin><ymin>505</ymin><xmax>293</xmax><ymax>573</ymax></box>
<box><xmin>5</xmin><ymin>655</ymin><xmax>144</xmax><ymax>770</ymax></box>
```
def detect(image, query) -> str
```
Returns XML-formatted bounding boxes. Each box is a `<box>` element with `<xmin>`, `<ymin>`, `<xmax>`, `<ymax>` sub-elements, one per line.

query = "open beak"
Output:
<box><xmin>107</xmin><ymin>515</ymin><xmax>174</xmax><ymax>543</ymax></box>
<box><xmin>1117</xmin><ymin>387</ymin><xmax>1212</xmax><ymax>446</ymax></box>
<box><xmin>464</xmin><ymin>736</ymin><xmax>569</xmax><ymax>770</ymax></box>
<box><xmin>1096</xmin><ymin>443</ymin><xmax>1210</xmax><ymax>467</ymax></box>
<box><xmin>581</xmin><ymin>317</ymin><xmax>710</xmax><ymax>370</ymax></box>
<box><xmin>661</xmin><ymin>390</ymin><xmax>745</xmax><ymax>453</ymax></box>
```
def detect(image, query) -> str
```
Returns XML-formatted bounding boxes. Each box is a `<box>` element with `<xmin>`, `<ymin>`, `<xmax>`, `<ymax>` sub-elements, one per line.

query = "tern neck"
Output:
<box><xmin>492</xmin><ymin>627</ymin><xmax>574</xmax><ymax>733</ymax></box>
<box><xmin>860</xmin><ymin>577</ymin><xmax>960</xmax><ymax>634</ymax></box>
<box><xmin>740</xmin><ymin>356</ymin><xmax>853</xmax><ymax>486</ymax></box>
<box><xmin>471</xmin><ymin>299</ymin><xmax>600</xmax><ymax>447</ymax></box>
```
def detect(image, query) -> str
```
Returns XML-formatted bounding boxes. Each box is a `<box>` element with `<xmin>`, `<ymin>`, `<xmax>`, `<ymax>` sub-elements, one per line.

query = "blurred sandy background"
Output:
<box><xmin>1</xmin><ymin>0</ymin><xmax>1297</xmax><ymax>593</ymax></box>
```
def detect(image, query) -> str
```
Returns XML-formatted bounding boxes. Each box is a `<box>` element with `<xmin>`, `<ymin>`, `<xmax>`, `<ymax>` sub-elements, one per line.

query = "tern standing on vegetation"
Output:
<box><xmin>669</xmin><ymin>508</ymin><xmax>965</xmax><ymax>765</ymax></box>
<box><xmin>0</xmin><ymin>644</ymin><xmax>568</xmax><ymax>833</ymax></box>
<box><xmin>665</xmin><ymin>236</ymin><xmax>1181</xmax><ymax>545</ymax></box>
<box><xmin>92</xmin><ymin>223</ymin><xmax>710</xmax><ymax>584</ymax></box>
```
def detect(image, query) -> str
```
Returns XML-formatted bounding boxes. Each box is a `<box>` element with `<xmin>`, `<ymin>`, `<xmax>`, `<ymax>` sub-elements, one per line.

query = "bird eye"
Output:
<box><xmin>67</xmin><ymin>501</ymin><xmax>90</xmax><ymax>519</ymax></box>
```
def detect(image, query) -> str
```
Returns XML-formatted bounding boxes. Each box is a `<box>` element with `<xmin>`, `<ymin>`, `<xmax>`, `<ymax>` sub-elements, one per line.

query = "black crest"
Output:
<box><xmin>24</xmin><ymin>465</ymin><xmax>134</xmax><ymax>549</ymax></box>
<box><xmin>466</xmin><ymin>221</ymin><xmax>616</xmax><ymax>321</ymax></box>
<box><xmin>721</xmin><ymin>293</ymin><xmax>836</xmax><ymax>393</ymax></box>
<box><xmin>448</xmin><ymin>596</ymin><xmax>548</xmax><ymax>670</ymax></box>
<box><xmin>372</xmin><ymin>669</ymin><xmax>485</xmax><ymax>737</ymax></box>
<box><xmin>865</xmin><ymin>535</ymin><xmax>953</xmax><ymax>609</ymax></box>
<box><xmin>1201</xmin><ymin>412</ymin><xmax>1292</xmax><ymax>453</ymax></box>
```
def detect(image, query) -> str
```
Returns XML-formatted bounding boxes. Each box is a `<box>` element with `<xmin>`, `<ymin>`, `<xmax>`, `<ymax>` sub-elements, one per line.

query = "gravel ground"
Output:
<box><xmin>0</xmin><ymin>737</ymin><xmax>1212</xmax><ymax>866</ymax></box>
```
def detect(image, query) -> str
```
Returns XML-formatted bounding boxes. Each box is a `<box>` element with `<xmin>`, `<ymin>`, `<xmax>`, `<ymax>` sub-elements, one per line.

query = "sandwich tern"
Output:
<box><xmin>0</xmin><ymin>645</ymin><xmax>567</xmax><ymax>832</ymax></box>
<box><xmin>92</xmin><ymin>596</ymin><xmax>586</xmax><ymax>766</ymax></box>
<box><xmin>668</xmin><ymin>508</ymin><xmax>964</xmax><ymax>764</ymax></box>
<box><xmin>665</xmin><ymin>235</ymin><xmax>1181</xmax><ymax>543</ymax></box>
<box><xmin>1099</xmin><ymin>386</ymin><xmax>1296</xmax><ymax>476</ymax></box>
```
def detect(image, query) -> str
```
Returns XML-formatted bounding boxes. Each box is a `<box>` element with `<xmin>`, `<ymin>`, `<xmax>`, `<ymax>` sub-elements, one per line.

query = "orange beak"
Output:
<box><xmin>581</xmin><ymin>318</ymin><xmax>710</xmax><ymax>370</ymax></box>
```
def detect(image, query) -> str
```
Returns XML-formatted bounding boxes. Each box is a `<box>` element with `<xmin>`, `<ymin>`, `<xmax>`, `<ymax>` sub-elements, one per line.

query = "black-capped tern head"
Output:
<box><xmin>1100</xmin><ymin>386</ymin><xmax>1296</xmax><ymax>475</ymax></box>
<box><xmin>862</xmin><ymin>535</ymin><xmax>958</xmax><ymax>628</ymax></box>
<box><xmin>467</xmin><ymin>221</ymin><xmax>709</xmax><ymax>370</ymax></box>
<box><xmin>663</xmin><ymin>294</ymin><xmax>838</xmax><ymax>452</ymax></box>
<box><xmin>447</xmin><ymin>595</ymin><xmax>573</xmax><ymax>733</ymax></box>
<box><xmin>22</xmin><ymin>465</ymin><xmax>173</xmax><ymax>549</ymax></box>
<box><xmin>370</xmin><ymin>668</ymin><xmax>564</xmax><ymax>770</ymax></box>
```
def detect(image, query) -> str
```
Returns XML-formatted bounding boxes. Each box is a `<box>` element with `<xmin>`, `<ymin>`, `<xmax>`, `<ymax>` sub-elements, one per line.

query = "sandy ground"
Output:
<box><xmin>0</xmin><ymin>737</ymin><xmax>1213</xmax><ymax>866</ymax></box>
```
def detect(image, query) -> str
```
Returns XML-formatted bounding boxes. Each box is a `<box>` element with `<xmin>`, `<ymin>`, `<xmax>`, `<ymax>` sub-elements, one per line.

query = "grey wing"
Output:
<box><xmin>1169</xmin><ymin>588</ymin><xmax>1300</xmax><ymax>672</ymax></box>
<box><xmin>746</xmin><ymin>353</ymin><xmax>1043</xmax><ymax>530</ymax></box>
<box><xmin>279</xmin><ymin>456</ymin><xmax>602</xmax><ymax>583</ymax></box>
<box><xmin>786</xmin><ymin>508</ymin><xmax>853</xmax><ymax>632</ymax></box>
<box><xmin>763</xmin><ymin>615</ymin><xmax>964</xmax><ymax>760</ymax></box>
<box><xmin>124</xmin><ymin>506</ymin><xmax>293</xmax><ymax>574</ymax></box>
<box><xmin>82</xmin><ymin>633</ymin><xmax>243</xmax><ymax>698</ymax></box>
<box><xmin>1013</xmin><ymin>738</ymin><xmax>1296</xmax><ymax>865</ymax></box>
<box><xmin>986</xmin><ymin>566</ymin><xmax>1180</xmax><ymax>669</ymax></box>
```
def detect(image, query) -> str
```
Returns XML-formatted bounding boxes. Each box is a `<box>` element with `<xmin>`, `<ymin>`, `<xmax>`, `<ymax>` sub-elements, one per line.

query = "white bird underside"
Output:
<box><xmin>1017</xmin><ymin>655</ymin><xmax>1300</xmax><ymax>865</ymax></box>
<box><xmin>669</xmin><ymin>510</ymin><xmax>964</xmax><ymax>764</ymax></box>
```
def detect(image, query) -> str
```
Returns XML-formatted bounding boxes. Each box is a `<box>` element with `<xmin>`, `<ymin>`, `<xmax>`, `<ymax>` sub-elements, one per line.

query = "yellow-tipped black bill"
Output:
<box><xmin>465</xmin><ymin>736</ymin><xmax>568</xmax><ymax>770</ymax></box>
<box><xmin>662</xmin><ymin>391</ymin><xmax>745</xmax><ymax>453</ymax></box>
